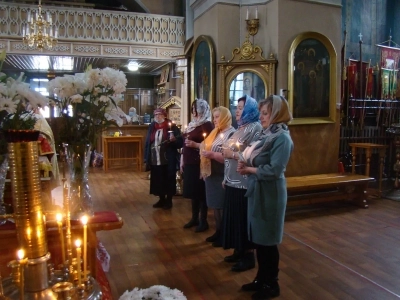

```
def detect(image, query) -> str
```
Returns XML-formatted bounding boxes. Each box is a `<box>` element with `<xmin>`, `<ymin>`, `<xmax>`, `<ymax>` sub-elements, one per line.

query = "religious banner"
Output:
<box><xmin>379</xmin><ymin>46</ymin><xmax>400</xmax><ymax>69</ymax></box>
<box><xmin>365</xmin><ymin>67</ymin><xmax>374</xmax><ymax>98</ymax></box>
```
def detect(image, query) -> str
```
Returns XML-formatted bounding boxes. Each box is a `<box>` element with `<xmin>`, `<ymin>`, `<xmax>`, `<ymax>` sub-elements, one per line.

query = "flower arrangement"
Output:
<box><xmin>0</xmin><ymin>51</ymin><xmax>49</xmax><ymax>162</ymax></box>
<box><xmin>119</xmin><ymin>285</ymin><xmax>187</xmax><ymax>300</ymax></box>
<box><xmin>47</xmin><ymin>66</ymin><xmax>129</xmax><ymax>148</ymax></box>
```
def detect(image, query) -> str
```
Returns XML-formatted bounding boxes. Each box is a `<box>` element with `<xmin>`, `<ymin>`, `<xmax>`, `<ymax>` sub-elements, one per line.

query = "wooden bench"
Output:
<box><xmin>286</xmin><ymin>173</ymin><xmax>374</xmax><ymax>208</ymax></box>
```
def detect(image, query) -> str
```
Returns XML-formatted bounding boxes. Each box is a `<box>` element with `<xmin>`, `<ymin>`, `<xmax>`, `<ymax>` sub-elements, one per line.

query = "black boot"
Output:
<box><xmin>251</xmin><ymin>281</ymin><xmax>280</xmax><ymax>300</ymax></box>
<box><xmin>163</xmin><ymin>195</ymin><xmax>173</xmax><ymax>210</ymax></box>
<box><xmin>205</xmin><ymin>230</ymin><xmax>220</xmax><ymax>242</ymax></box>
<box><xmin>224</xmin><ymin>249</ymin><xmax>243</xmax><ymax>263</ymax></box>
<box><xmin>152</xmin><ymin>195</ymin><xmax>165</xmax><ymax>208</ymax></box>
<box><xmin>231</xmin><ymin>252</ymin><xmax>255</xmax><ymax>272</ymax></box>
<box><xmin>183</xmin><ymin>199</ymin><xmax>199</xmax><ymax>228</ymax></box>
<box><xmin>195</xmin><ymin>201</ymin><xmax>208</xmax><ymax>232</ymax></box>
<box><xmin>241</xmin><ymin>278</ymin><xmax>264</xmax><ymax>291</ymax></box>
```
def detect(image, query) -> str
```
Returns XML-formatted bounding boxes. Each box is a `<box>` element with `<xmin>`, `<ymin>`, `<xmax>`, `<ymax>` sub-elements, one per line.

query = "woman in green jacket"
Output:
<box><xmin>237</xmin><ymin>95</ymin><xmax>294</xmax><ymax>300</ymax></box>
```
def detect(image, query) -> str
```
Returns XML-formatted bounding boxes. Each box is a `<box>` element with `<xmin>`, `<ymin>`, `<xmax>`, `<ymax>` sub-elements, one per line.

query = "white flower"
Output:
<box><xmin>70</xmin><ymin>94</ymin><xmax>83</xmax><ymax>103</ymax></box>
<box><xmin>99</xmin><ymin>95</ymin><xmax>109</xmax><ymax>103</ymax></box>
<box><xmin>0</xmin><ymin>96</ymin><xmax>18</xmax><ymax>114</ymax></box>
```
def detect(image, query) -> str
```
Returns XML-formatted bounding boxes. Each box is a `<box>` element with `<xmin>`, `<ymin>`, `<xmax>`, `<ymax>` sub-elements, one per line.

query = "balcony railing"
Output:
<box><xmin>0</xmin><ymin>2</ymin><xmax>185</xmax><ymax>56</ymax></box>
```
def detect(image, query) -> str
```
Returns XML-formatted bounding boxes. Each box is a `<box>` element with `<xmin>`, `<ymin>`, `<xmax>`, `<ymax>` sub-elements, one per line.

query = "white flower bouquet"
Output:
<box><xmin>47</xmin><ymin>66</ymin><xmax>129</xmax><ymax>148</ymax></box>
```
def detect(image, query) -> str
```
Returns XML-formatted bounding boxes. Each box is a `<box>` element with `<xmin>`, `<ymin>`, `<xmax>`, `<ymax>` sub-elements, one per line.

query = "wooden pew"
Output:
<box><xmin>286</xmin><ymin>173</ymin><xmax>374</xmax><ymax>208</ymax></box>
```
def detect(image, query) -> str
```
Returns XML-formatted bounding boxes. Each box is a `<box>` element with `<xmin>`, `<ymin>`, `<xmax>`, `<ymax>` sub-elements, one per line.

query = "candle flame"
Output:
<box><xmin>17</xmin><ymin>249</ymin><xmax>25</xmax><ymax>260</ymax></box>
<box><xmin>203</xmin><ymin>133</ymin><xmax>206</xmax><ymax>138</ymax></box>
<box><xmin>75</xmin><ymin>239</ymin><xmax>82</xmax><ymax>248</ymax></box>
<box><xmin>81</xmin><ymin>215</ymin><xmax>88</xmax><ymax>225</ymax></box>
<box><xmin>56</xmin><ymin>213</ymin><xmax>63</xmax><ymax>223</ymax></box>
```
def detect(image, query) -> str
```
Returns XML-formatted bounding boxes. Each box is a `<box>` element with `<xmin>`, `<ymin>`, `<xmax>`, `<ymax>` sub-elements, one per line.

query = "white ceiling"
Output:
<box><xmin>2</xmin><ymin>54</ymin><xmax>173</xmax><ymax>76</ymax></box>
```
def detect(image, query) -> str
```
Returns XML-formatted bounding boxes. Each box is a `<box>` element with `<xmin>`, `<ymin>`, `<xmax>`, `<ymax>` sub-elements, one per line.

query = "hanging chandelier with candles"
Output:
<box><xmin>22</xmin><ymin>0</ymin><xmax>58</xmax><ymax>50</ymax></box>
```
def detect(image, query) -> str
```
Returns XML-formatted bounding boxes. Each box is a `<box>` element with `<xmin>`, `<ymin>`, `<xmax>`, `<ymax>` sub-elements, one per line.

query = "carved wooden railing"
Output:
<box><xmin>0</xmin><ymin>2</ymin><xmax>185</xmax><ymax>58</ymax></box>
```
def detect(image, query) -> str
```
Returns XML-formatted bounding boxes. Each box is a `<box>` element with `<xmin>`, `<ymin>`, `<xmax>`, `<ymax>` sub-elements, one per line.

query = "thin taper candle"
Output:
<box><xmin>56</xmin><ymin>213</ymin><xmax>66</xmax><ymax>264</ymax></box>
<box><xmin>75</xmin><ymin>240</ymin><xmax>82</xmax><ymax>285</ymax></box>
<box><xmin>17</xmin><ymin>249</ymin><xmax>26</xmax><ymax>300</ymax></box>
<box><xmin>81</xmin><ymin>215</ymin><xmax>88</xmax><ymax>281</ymax></box>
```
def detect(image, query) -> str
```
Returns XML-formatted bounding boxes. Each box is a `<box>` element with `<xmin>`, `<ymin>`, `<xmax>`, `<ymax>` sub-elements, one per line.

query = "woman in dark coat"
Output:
<box><xmin>237</xmin><ymin>95</ymin><xmax>294</xmax><ymax>300</ymax></box>
<box><xmin>180</xmin><ymin>99</ymin><xmax>214</xmax><ymax>232</ymax></box>
<box><xmin>144</xmin><ymin>108</ymin><xmax>183</xmax><ymax>209</ymax></box>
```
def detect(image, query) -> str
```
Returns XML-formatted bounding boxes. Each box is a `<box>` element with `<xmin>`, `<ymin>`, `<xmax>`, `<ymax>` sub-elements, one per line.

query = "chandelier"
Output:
<box><xmin>22</xmin><ymin>0</ymin><xmax>58</xmax><ymax>50</ymax></box>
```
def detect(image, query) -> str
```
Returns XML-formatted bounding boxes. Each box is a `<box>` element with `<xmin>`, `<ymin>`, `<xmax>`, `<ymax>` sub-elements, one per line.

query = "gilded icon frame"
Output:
<box><xmin>288</xmin><ymin>32</ymin><xmax>337</xmax><ymax>125</ymax></box>
<box><xmin>191</xmin><ymin>35</ymin><xmax>215</xmax><ymax>107</ymax></box>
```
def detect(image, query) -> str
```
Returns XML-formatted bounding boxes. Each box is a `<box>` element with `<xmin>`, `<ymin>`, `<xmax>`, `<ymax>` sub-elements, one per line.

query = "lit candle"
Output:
<box><xmin>202</xmin><ymin>133</ymin><xmax>206</xmax><ymax>140</ymax></box>
<box><xmin>81</xmin><ymin>215</ymin><xmax>88</xmax><ymax>281</ymax></box>
<box><xmin>168</xmin><ymin>122</ymin><xmax>171</xmax><ymax>130</ymax></box>
<box><xmin>56</xmin><ymin>213</ymin><xmax>66</xmax><ymax>264</ymax></box>
<box><xmin>75</xmin><ymin>239</ymin><xmax>82</xmax><ymax>286</ymax></box>
<box><xmin>246</xmin><ymin>7</ymin><xmax>249</xmax><ymax>20</ymax></box>
<box><xmin>17</xmin><ymin>249</ymin><xmax>26</xmax><ymax>300</ymax></box>
<box><xmin>220</xmin><ymin>133</ymin><xmax>224</xmax><ymax>139</ymax></box>
<box><xmin>255</xmin><ymin>7</ymin><xmax>258</xmax><ymax>19</ymax></box>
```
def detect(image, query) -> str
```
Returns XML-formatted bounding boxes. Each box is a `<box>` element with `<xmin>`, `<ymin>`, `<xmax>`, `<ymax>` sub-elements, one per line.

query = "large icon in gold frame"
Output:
<box><xmin>191</xmin><ymin>35</ymin><xmax>215</xmax><ymax>107</ymax></box>
<box><xmin>288</xmin><ymin>32</ymin><xmax>337</xmax><ymax>125</ymax></box>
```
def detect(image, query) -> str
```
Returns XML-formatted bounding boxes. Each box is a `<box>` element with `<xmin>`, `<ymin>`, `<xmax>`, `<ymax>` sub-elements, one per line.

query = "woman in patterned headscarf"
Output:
<box><xmin>144</xmin><ymin>108</ymin><xmax>183</xmax><ymax>209</ymax></box>
<box><xmin>237</xmin><ymin>95</ymin><xmax>293</xmax><ymax>300</ymax></box>
<box><xmin>181</xmin><ymin>99</ymin><xmax>214</xmax><ymax>232</ymax></box>
<box><xmin>220</xmin><ymin>95</ymin><xmax>262</xmax><ymax>271</ymax></box>
<box><xmin>200</xmin><ymin>106</ymin><xmax>235</xmax><ymax>245</ymax></box>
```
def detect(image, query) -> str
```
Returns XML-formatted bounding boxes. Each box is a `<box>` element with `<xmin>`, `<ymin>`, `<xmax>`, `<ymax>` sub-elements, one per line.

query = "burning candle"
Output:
<box><xmin>56</xmin><ymin>213</ymin><xmax>66</xmax><ymax>264</ymax></box>
<box><xmin>81</xmin><ymin>215</ymin><xmax>88</xmax><ymax>281</ymax></box>
<box><xmin>75</xmin><ymin>239</ymin><xmax>82</xmax><ymax>286</ymax></box>
<box><xmin>168</xmin><ymin>122</ymin><xmax>171</xmax><ymax>130</ymax></box>
<box><xmin>202</xmin><ymin>133</ymin><xmax>206</xmax><ymax>140</ymax></box>
<box><xmin>17</xmin><ymin>249</ymin><xmax>27</xmax><ymax>300</ymax></box>
<box><xmin>220</xmin><ymin>133</ymin><xmax>224</xmax><ymax>139</ymax></box>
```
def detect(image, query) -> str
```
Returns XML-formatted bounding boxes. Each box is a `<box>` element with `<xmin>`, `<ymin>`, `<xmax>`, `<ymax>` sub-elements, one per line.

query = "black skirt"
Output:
<box><xmin>182</xmin><ymin>164</ymin><xmax>206</xmax><ymax>201</ymax></box>
<box><xmin>221</xmin><ymin>185</ymin><xmax>252</xmax><ymax>251</ymax></box>
<box><xmin>150</xmin><ymin>164</ymin><xmax>176</xmax><ymax>196</ymax></box>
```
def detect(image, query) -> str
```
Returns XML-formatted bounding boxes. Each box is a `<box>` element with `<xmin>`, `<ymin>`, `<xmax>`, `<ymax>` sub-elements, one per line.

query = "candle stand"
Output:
<box><xmin>0</xmin><ymin>140</ymin><xmax>102</xmax><ymax>299</ymax></box>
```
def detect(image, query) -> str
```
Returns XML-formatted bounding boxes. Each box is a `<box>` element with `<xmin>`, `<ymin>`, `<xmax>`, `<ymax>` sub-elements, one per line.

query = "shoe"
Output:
<box><xmin>231</xmin><ymin>253</ymin><xmax>255</xmax><ymax>272</ymax></box>
<box><xmin>241</xmin><ymin>279</ymin><xmax>263</xmax><ymax>291</ymax></box>
<box><xmin>205</xmin><ymin>230</ymin><xmax>220</xmax><ymax>242</ymax></box>
<box><xmin>251</xmin><ymin>282</ymin><xmax>280</xmax><ymax>300</ymax></box>
<box><xmin>224</xmin><ymin>251</ymin><xmax>242</xmax><ymax>263</ymax></box>
<box><xmin>152</xmin><ymin>199</ymin><xmax>164</xmax><ymax>208</ymax></box>
<box><xmin>183</xmin><ymin>219</ymin><xmax>199</xmax><ymax>229</ymax></box>
<box><xmin>195</xmin><ymin>221</ymin><xmax>209</xmax><ymax>232</ymax></box>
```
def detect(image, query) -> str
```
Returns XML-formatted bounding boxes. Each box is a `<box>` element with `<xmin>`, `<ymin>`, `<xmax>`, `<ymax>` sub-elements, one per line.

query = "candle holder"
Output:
<box><xmin>246</xmin><ymin>18</ymin><xmax>259</xmax><ymax>36</ymax></box>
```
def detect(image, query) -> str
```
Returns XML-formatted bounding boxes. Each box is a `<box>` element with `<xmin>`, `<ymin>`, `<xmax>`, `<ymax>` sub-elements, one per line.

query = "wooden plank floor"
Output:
<box><xmin>90</xmin><ymin>168</ymin><xmax>400</xmax><ymax>300</ymax></box>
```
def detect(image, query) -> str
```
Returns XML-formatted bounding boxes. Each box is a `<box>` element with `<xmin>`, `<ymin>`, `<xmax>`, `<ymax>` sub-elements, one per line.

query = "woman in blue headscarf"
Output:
<box><xmin>220</xmin><ymin>95</ymin><xmax>263</xmax><ymax>272</ymax></box>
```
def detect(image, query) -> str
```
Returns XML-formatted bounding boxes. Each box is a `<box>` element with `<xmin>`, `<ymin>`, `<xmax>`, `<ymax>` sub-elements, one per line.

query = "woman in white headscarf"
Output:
<box><xmin>180</xmin><ymin>99</ymin><xmax>213</xmax><ymax>232</ymax></box>
<box><xmin>237</xmin><ymin>95</ymin><xmax>293</xmax><ymax>300</ymax></box>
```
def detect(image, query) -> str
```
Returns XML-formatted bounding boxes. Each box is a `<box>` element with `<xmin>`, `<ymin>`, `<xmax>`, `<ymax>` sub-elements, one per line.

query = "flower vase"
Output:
<box><xmin>65</xmin><ymin>143</ymin><xmax>93</xmax><ymax>219</ymax></box>
<box><xmin>0</xmin><ymin>155</ymin><xmax>8</xmax><ymax>226</ymax></box>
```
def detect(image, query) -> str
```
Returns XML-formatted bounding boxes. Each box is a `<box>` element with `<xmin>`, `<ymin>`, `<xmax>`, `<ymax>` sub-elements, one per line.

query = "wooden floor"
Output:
<box><xmin>90</xmin><ymin>168</ymin><xmax>400</xmax><ymax>300</ymax></box>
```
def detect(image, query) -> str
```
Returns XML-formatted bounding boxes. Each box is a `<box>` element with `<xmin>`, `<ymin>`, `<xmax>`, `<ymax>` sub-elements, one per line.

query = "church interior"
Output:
<box><xmin>1</xmin><ymin>0</ymin><xmax>400</xmax><ymax>299</ymax></box>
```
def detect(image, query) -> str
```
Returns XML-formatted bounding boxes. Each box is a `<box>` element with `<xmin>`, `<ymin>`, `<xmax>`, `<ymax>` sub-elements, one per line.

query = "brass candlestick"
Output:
<box><xmin>246</xmin><ymin>19</ymin><xmax>259</xmax><ymax>36</ymax></box>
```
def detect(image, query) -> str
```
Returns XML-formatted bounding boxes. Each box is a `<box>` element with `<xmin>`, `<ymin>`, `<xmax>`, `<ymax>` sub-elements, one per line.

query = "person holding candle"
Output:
<box><xmin>237</xmin><ymin>95</ymin><xmax>293</xmax><ymax>299</ymax></box>
<box><xmin>181</xmin><ymin>99</ymin><xmax>213</xmax><ymax>232</ymax></box>
<box><xmin>200</xmin><ymin>106</ymin><xmax>235</xmax><ymax>245</ymax></box>
<box><xmin>144</xmin><ymin>108</ymin><xmax>183</xmax><ymax>210</ymax></box>
<box><xmin>221</xmin><ymin>95</ymin><xmax>262</xmax><ymax>272</ymax></box>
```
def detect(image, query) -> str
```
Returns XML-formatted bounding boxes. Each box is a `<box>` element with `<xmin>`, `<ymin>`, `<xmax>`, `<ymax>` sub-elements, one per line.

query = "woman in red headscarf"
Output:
<box><xmin>144</xmin><ymin>108</ymin><xmax>183</xmax><ymax>209</ymax></box>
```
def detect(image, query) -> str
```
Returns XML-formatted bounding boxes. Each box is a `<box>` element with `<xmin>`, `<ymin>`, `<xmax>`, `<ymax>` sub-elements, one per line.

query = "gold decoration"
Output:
<box><xmin>229</xmin><ymin>35</ymin><xmax>265</xmax><ymax>62</ymax></box>
<box><xmin>22</xmin><ymin>0</ymin><xmax>58</xmax><ymax>50</ymax></box>
<box><xmin>246</xmin><ymin>19</ymin><xmax>260</xmax><ymax>36</ymax></box>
